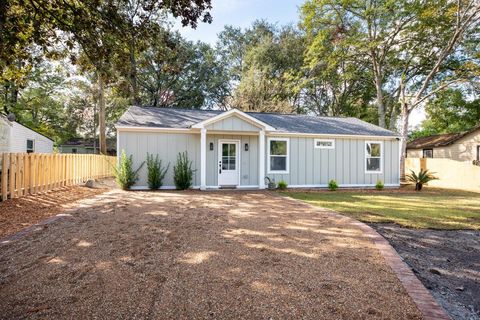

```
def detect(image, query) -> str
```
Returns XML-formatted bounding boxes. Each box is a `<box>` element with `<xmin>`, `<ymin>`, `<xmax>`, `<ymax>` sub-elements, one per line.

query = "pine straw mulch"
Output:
<box><xmin>0</xmin><ymin>185</ymin><xmax>108</xmax><ymax>240</ymax></box>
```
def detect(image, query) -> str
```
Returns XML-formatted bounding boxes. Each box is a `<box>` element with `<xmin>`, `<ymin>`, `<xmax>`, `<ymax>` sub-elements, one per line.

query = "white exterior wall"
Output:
<box><xmin>0</xmin><ymin>118</ymin><xmax>53</xmax><ymax>153</ymax></box>
<box><xmin>8</xmin><ymin>122</ymin><xmax>53</xmax><ymax>153</ymax></box>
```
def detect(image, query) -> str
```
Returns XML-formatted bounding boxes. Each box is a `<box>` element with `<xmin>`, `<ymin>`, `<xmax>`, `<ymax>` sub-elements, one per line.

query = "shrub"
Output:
<box><xmin>277</xmin><ymin>180</ymin><xmax>288</xmax><ymax>190</ymax></box>
<box><xmin>375</xmin><ymin>180</ymin><xmax>384</xmax><ymax>190</ymax></box>
<box><xmin>406</xmin><ymin>169</ymin><xmax>438</xmax><ymax>191</ymax></box>
<box><xmin>146</xmin><ymin>153</ymin><xmax>169</xmax><ymax>190</ymax></box>
<box><xmin>328</xmin><ymin>179</ymin><xmax>338</xmax><ymax>191</ymax></box>
<box><xmin>114</xmin><ymin>150</ymin><xmax>144</xmax><ymax>190</ymax></box>
<box><xmin>173</xmin><ymin>151</ymin><xmax>194</xmax><ymax>190</ymax></box>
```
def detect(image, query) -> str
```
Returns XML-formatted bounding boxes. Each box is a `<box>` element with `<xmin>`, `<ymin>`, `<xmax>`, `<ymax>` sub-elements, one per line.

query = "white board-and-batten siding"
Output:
<box><xmin>265</xmin><ymin>136</ymin><xmax>399</xmax><ymax>187</ymax></box>
<box><xmin>117</xmin><ymin>129</ymin><xmax>400</xmax><ymax>189</ymax></box>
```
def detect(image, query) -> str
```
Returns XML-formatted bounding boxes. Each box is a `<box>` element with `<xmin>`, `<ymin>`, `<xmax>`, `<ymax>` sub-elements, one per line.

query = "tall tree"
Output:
<box><xmin>395</xmin><ymin>0</ymin><xmax>480</xmax><ymax>178</ymax></box>
<box><xmin>2</xmin><ymin>0</ymin><xmax>213</xmax><ymax>153</ymax></box>
<box><xmin>301</xmin><ymin>0</ymin><xmax>414</xmax><ymax>128</ymax></box>
<box><xmin>410</xmin><ymin>88</ymin><xmax>480</xmax><ymax>139</ymax></box>
<box><xmin>136</xmin><ymin>29</ymin><xmax>229</xmax><ymax>108</ymax></box>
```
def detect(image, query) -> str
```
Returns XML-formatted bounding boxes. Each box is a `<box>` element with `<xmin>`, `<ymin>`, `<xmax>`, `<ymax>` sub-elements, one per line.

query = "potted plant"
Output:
<box><xmin>265</xmin><ymin>177</ymin><xmax>276</xmax><ymax>190</ymax></box>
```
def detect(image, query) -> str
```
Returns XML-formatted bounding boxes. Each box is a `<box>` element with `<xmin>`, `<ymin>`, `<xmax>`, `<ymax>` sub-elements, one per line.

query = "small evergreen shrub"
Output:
<box><xmin>173</xmin><ymin>151</ymin><xmax>194</xmax><ymax>190</ymax></box>
<box><xmin>328</xmin><ymin>179</ymin><xmax>338</xmax><ymax>191</ymax></box>
<box><xmin>375</xmin><ymin>180</ymin><xmax>384</xmax><ymax>190</ymax></box>
<box><xmin>277</xmin><ymin>180</ymin><xmax>288</xmax><ymax>190</ymax></box>
<box><xmin>146</xmin><ymin>153</ymin><xmax>169</xmax><ymax>190</ymax></box>
<box><xmin>114</xmin><ymin>150</ymin><xmax>144</xmax><ymax>190</ymax></box>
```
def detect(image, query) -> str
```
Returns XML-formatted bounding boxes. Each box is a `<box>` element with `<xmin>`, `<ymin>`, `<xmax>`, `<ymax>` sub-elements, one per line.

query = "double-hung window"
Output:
<box><xmin>268</xmin><ymin>138</ymin><xmax>289</xmax><ymax>173</ymax></box>
<box><xmin>365</xmin><ymin>141</ymin><xmax>382</xmax><ymax>173</ymax></box>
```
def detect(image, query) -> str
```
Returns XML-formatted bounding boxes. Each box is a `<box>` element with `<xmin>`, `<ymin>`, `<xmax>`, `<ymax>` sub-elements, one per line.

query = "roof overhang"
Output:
<box><xmin>190</xmin><ymin>109</ymin><xmax>276</xmax><ymax>131</ymax></box>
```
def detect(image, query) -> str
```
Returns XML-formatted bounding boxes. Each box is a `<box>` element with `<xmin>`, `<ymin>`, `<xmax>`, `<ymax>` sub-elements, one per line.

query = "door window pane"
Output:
<box><xmin>222</xmin><ymin>156</ymin><xmax>229</xmax><ymax>170</ymax></box>
<box><xmin>229</xmin><ymin>144</ymin><xmax>236</xmax><ymax>156</ymax></box>
<box><xmin>229</xmin><ymin>158</ymin><xmax>236</xmax><ymax>170</ymax></box>
<box><xmin>222</xmin><ymin>144</ymin><xmax>229</xmax><ymax>156</ymax></box>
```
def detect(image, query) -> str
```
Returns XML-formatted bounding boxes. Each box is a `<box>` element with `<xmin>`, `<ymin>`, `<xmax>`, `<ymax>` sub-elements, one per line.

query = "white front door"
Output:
<box><xmin>218</xmin><ymin>140</ymin><xmax>240</xmax><ymax>186</ymax></box>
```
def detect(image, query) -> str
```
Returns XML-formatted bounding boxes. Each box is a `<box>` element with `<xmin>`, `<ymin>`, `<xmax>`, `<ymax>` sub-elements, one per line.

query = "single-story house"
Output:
<box><xmin>116</xmin><ymin>106</ymin><xmax>400</xmax><ymax>190</ymax></box>
<box><xmin>407</xmin><ymin>126</ymin><xmax>480</xmax><ymax>161</ymax></box>
<box><xmin>0</xmin><ymin>113</ymin><xmax>53</xmax><ymax>154</ymax></box>
<box><xmin>59</xmin><ymin>138</ymin><xmax>116</xmax><ymax>155</ymax></box>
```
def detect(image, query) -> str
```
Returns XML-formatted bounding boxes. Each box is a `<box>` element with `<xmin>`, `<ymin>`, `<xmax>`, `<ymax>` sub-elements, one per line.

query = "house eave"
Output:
<box><xmin>190</xmin><ymin>109</ymin><xmax>276</xmax><ymax>131</ymax></box>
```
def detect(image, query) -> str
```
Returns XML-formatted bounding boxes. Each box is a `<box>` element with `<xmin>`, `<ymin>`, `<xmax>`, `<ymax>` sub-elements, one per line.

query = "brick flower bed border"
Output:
<box><xmin>284</xmin><ymin>195</ymin><xmax>450</xmax><ymax>320</ymax></box>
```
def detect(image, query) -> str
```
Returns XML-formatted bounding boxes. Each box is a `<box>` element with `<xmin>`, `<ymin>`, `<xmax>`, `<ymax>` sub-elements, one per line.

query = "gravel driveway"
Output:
<box><xmin>0</xmin><ymin>190</ymin><xmax>422</xmax><ymax>319</ymax></box>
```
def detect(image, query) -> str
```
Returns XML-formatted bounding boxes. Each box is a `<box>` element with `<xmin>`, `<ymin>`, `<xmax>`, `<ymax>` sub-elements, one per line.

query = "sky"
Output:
<box><xmin>174</xmin><ymin>0</ymin><xmax>304</xmax><ymax>44</ymax></box>
<box><xmin>173</xmin><ymin>0</ymin><xmax>426</xmax><ymax>128</ymax></box>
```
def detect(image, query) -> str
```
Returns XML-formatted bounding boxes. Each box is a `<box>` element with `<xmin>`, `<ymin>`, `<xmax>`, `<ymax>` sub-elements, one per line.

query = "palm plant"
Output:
<box><xmin>406</xmin><ymin>169</ymin><xmax>438</xmax><ymax>191</ymax></box>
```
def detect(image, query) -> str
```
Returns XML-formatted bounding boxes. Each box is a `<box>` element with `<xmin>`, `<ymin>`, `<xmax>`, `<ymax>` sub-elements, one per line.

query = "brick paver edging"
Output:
<box><xmin>281</xmin><ymin>194</ymin><xmax>450</xmax><ymax>320</ymax></box>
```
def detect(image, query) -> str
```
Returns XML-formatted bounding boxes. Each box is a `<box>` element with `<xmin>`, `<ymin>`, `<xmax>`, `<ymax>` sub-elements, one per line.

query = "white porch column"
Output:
<box><xmin>200</xmin><ymin>128</ymin><xmax>207</xmax><ymax>190</ymax></box>
<box><xmin>259</xmin><ymin>129</ymin><xmax>266</xmax><ymax>189</ymax></box>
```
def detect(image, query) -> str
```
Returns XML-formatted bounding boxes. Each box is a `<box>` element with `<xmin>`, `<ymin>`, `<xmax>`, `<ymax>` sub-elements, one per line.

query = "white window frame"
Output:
<box><xmin>267</xmin><ymin>137</ymin><xmax>289</xmax><ymax>174</ymax></box>
<box><xmin>26</xmin><ymin>139</ymin><xmax>35</xmax><ymax>153</ymax></box>
<box><xmin>365</xmin><ymin>141</ymin><xmax>383</xmax><ymax>174</ymax></box>
<box><xmin>314</xmin><ymin>139</ymin><xmax>335</xmax><ymax>149</ymax></box>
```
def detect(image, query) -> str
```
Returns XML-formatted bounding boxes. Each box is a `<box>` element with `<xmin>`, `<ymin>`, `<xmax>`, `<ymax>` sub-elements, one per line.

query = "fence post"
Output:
<box><xmin>2</xmin><ymin>153</ymin><xmax>9</xmax><ymax>200</ymax></box>
<box><xmin>9</xmin><ymin>153</ymin><xmax>16</xmax><ymax>198</ymax></box>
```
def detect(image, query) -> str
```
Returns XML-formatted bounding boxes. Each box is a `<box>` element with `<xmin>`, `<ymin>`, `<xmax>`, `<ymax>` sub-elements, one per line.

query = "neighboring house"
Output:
<box><xmin>116</xmin><ymin>106</ymin><xmax>400</xmax><ymax>190</ymax></box>
<box><xmin>0</xmin><ymin>113</ymin><xmax>53</xmax><ymax>154</ymax></box>
<box><xmin>407</xmin><ymin>126</ymin><xmax>480</xmax><ymax>161</ymax></box>
<box><xmin>59</xmin><ymin>138</ymin><xmax>116</xmax><ymax>155</ymax></box>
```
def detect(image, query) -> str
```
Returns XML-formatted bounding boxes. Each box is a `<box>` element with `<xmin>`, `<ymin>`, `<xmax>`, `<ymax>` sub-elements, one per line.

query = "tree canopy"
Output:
<box><xmin>1</xmin><ymin>0</ymin><xmax>479</xmax><ymax>164</ymax></box>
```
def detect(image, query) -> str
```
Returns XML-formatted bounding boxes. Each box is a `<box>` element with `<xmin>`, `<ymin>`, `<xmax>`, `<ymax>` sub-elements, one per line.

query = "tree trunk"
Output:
<box><xmin>399</xmin><ymin>102</ymin><xmax>410</xmax><ymax>181</ymax></box>
<box><xmin>374</xmin><ymin>76</ymin><xmax>386</xmax><ymax>128</ymax></box>
<box><xmin>129</xmin><ymin>36</ymin><xmax>140</xmax><ymax>105</ymax></box>
<box><xmin>388</xmin><ymin>102</ymin><xmax>397</xmax><ymax>130</ymax></box>
<box><xmin>98</xmin><ymin>75</ymin><xmax>107</xmax><ymax>155</ymax></box>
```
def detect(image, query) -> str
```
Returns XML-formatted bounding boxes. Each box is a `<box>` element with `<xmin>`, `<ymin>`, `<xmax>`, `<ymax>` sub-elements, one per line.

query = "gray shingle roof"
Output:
<box><xmin>117</xmin><ymin>106</ymin><xmax>397</xmax><ymax>137</ymax></box>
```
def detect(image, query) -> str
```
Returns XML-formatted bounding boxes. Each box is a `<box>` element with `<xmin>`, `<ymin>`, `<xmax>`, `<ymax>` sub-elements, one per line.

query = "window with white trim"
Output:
<box><xmin>314</xmin><ymin>139</ymin><xmax>335</xmax><ymax>149</ymax></box>
<box><xmin>26</xmin><ymin>139</ymin><xmax>34</xmax><ymax>153</ymax></box>
<box><xmin>268</xmin><ymin>138</ymin><xmax>289</xmax><ymax>173</ymax></box>
<box><xmin>365</xmin><ymin>141</ymin><xmax>382</xmax><ymax>173</ymax></box>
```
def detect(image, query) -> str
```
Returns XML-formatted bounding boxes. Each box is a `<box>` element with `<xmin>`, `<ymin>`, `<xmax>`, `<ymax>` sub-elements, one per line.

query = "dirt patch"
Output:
<box><xmin>0</xmin><ymin>190</ymin><xmax>422</xmax><ymax>319</ymax></box>
<box><xmin>372</xmin><ymin>224</ymin><xmax>480</xmax><ymax>320</ymax></box>
<box><xmin>0</xmin><ymin>180</ymin><xmax>111</xmax><ymax>239</ymax></box>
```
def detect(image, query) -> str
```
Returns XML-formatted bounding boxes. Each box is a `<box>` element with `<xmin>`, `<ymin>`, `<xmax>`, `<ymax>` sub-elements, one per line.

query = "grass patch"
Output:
<box><xmin>283</xmin><ymin>187</ymin><xmax>480</xmax><ymax>230</ymax></box>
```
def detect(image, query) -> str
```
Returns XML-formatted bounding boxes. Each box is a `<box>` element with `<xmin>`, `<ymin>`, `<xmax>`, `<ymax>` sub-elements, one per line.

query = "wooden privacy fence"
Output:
<box><xmin>0</xmin><ymin>153</ymin><xmax>116</xmax><ymax>201</ymax></box>
<box><xmin>406</xmin><ymin>157</ymin><xmax>480</xmax><ymax>192</ymax></box>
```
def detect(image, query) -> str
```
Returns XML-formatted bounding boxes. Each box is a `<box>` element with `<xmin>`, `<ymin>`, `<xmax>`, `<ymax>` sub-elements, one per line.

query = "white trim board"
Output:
<box><xmin>191</xmin><ymin>109</ymin><xmax>276</xmax><ymax>131</ymax></box>
<box><xmin>116</xmin><ymin>125</ymin><xmax>399</xmax><ymax>140</ymax></box>
<box><xmin>267</xmin><ymin>132</ymin><xmax>400</xmax><ymax>140</ymax></box>
<box><xmin>287</xmin><ymin>183</ymin><xmax>400</xmax><ymax>188</ymax></box>
<box><xmin>129</xmin><ymin>186</ymin><xmax>200</xmax><ymax>190</ymax></box>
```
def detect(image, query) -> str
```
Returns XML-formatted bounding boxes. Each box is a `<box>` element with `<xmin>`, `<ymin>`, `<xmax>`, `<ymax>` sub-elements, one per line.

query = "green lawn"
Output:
<box><xmin>283</xmin><ymin>187</ymin><xmax>480</xmax><ymax>230</ymax></box>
